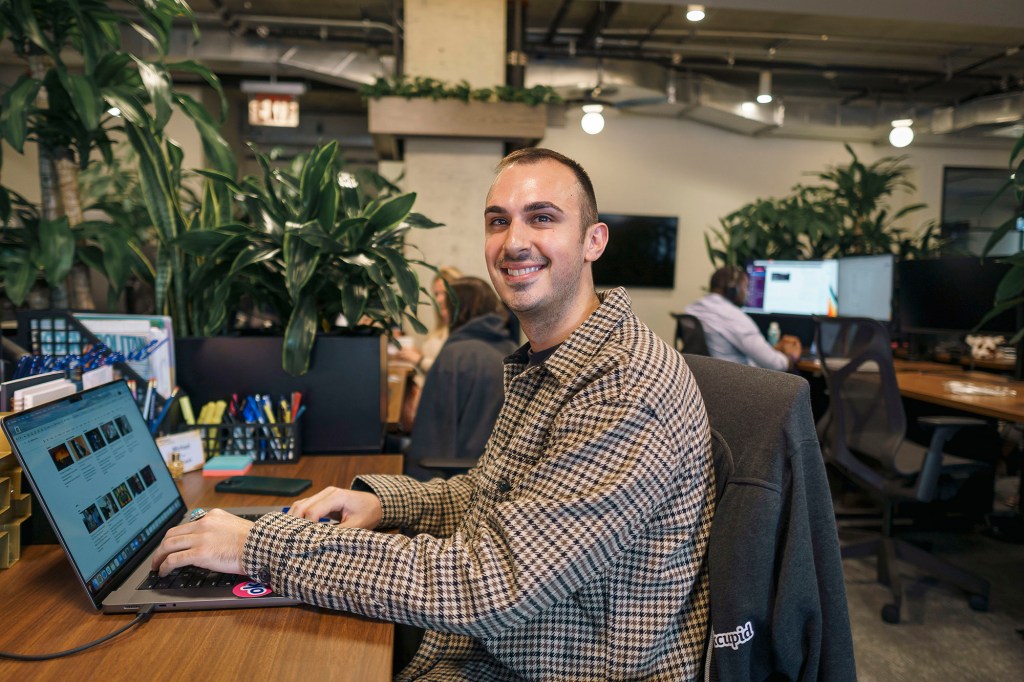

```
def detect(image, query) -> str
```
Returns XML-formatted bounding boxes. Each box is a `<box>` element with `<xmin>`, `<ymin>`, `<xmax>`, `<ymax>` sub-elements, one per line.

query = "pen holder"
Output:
<box><xmin>186</xmin><ymin>417</ymin><xmax>302</xmax><ymax>463</ymax></box>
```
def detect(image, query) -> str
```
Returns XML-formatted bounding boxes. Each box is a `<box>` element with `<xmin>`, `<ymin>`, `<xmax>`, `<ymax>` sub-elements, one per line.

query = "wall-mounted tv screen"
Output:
<box><xmin>592</xmin><ymin>213</ymin><xmax>677</xmax><ymax>289</ymax></box>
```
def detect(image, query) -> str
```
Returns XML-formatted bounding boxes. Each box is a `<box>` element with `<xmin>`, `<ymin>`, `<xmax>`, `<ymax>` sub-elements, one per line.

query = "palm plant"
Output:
<box><xmin>980</xmin><ymin>133</ymin><xmax>1024</xmax><ymax>340</ymax></box>
<box><xmin>0</xmin><ymin>0</ymin><xmax>232</xmax><ymax>312</ymax></box>
<box><xmin>177</xmin><ymin>142</ymin><xmax>445</xmax><ymax>376</ymax></box>
<box><xmin>706</xmin><ymin>144</ymin><xmax>938</xmax><ymax>268</ymax></box>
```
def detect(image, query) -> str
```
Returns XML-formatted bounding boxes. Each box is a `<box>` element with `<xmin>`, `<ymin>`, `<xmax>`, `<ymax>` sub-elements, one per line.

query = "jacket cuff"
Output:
<box><xmin>351</xmin><ymin>474</ymin><xmax>424</xmax><ymax>530</ymax></box>
<box><xmin>242</xmin><ymin>512</ymin><xmax>315</xmax><ymax>587</ymax></box>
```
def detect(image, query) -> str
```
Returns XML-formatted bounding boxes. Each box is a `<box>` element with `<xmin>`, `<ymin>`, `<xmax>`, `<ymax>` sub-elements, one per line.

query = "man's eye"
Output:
<box><xmin>534</xmin><ymin>214</ymin><xmax>552</xmax><ymax>222</ymax></box>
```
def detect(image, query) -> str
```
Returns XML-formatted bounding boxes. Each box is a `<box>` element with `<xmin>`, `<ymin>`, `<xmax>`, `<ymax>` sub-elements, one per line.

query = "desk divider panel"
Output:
<box><xmin>174</xmin><ymin>335</ymin><xmax>386</xmax><ymax>455</ymax></box>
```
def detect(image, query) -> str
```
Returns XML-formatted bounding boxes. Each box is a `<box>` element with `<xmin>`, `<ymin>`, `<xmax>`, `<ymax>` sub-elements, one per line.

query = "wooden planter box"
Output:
<box><xmin>368</xmin><ymin>96</ymin><xmax>548</xmax><ymax>159</ymax></box>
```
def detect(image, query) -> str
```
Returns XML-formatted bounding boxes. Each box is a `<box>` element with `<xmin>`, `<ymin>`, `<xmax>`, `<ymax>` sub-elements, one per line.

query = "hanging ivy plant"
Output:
<box><xmin>360</xmin><ymin>75</ymin><xmax>561</xmax><ymax>107</ymax></box>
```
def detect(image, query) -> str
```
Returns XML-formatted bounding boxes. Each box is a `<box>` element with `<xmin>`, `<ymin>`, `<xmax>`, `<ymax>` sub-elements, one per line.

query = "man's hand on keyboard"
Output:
<box><xmin>287</xmin><ymin>486</ymin><xmax>382</xmax><ymax>530</ymax></box>
<box><xmin>151</xmin><ymin>509</ymin><xmax>254</xmax><ymax>577</ymax></box>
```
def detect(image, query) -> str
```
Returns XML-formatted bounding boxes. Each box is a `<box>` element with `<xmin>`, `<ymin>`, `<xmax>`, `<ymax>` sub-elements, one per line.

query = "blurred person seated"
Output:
<box><xmin>404</xmin><ymin>276</ymin><xmax>519</xmax><ymax>480</ymax></box>
<box><xmin>394</xmin><ymin>265</ymin><xmax>464</xmax><ymax>375</ymax></box>
<box><xmin>686</xmin><ymin>266</ymin><xmax>801</xmax><ymax>371</ymax></box>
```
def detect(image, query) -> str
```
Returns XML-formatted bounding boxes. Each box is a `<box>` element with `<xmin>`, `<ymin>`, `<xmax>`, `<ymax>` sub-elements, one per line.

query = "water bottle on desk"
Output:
<box><xmin>767</xmin><ymin>321</ymin><xmax>781</xmax><ymax>347</ymax></box>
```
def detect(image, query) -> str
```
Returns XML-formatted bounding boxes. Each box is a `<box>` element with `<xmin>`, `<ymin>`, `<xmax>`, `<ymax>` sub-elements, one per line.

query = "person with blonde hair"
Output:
<box><xmin>394</xmin><ymin>265</ymin><xmax>463</xmax><ymax>374</ymax></box>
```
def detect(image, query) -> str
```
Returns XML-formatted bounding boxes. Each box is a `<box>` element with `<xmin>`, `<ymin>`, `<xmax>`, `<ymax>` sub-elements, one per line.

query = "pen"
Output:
<box><xmin>141</xmin><ymin>378</ymin><xmax>156</xmax><ymax>423</ymax></box>
<box><xmin>149</xmin><ymin>387</ymin><xmax>179</xmax><ymax>435</ymax></box>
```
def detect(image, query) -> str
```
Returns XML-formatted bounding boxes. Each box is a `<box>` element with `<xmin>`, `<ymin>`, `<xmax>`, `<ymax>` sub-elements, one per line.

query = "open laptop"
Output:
<box><xmin>1</xmin><ymin>380</ymin><xmax>299</xmax><ymax>613</ymax></box>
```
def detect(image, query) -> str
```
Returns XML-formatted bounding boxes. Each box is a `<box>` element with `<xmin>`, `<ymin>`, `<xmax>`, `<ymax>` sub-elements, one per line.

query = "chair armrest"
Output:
<box><xmin>915</xmin><ymin>416</ymin><xmax>987</xmax><ymax>501</ymax></box>
<box><xmin>917</xmin><ymin>416</ymin><xmax>987</xmax><ymax>429</ymax></box>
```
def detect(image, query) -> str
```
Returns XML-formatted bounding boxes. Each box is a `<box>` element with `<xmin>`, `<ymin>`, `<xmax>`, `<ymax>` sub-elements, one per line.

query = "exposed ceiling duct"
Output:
<box><xmin>527</xmin><ymin>57</ymin><xmax>1021</xmax><ymax>145</ymax></box>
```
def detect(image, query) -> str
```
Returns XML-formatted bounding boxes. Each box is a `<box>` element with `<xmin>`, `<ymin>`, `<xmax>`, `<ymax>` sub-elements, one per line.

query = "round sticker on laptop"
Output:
<box><xmin>233</xmin><ymin>581</ymin><xmax>272</xmax><ymax>598</ymax></box>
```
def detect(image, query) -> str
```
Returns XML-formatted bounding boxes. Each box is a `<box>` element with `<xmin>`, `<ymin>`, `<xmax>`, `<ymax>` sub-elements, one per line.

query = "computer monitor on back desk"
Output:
<box><xmin>837</xmin><ymin>254</ymin><xmax>894</xmax><ymax>321</ymax></box>
<box><xmin>897</xmin><ymin>256</ymin><xmax>1023</xmax><ymax>378</ymax></box>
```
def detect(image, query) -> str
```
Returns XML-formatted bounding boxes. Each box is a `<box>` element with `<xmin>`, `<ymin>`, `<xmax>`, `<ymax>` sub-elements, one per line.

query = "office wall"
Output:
<box><xmin>535</xmin><ymin>112</ymin><xmax>1012</xmax><ymax>342</ymax></box>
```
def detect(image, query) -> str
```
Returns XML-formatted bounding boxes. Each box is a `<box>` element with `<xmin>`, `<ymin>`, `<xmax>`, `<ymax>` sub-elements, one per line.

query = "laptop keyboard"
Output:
<box><xmin>139</xmin><ymin>565</ymin><xmax>249</xmax><ymax>590</ymax></box>
<box><xmin>139</xmin><ymin>512</ymin><xmax>267</xmax><ymax>590</ymax></box>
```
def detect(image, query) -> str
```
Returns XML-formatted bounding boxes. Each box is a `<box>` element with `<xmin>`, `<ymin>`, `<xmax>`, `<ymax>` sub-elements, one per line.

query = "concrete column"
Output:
<box><xmin>400</xmin><ymin>0</ymin><xmax>507</xmax><ymax>285</ymax></box>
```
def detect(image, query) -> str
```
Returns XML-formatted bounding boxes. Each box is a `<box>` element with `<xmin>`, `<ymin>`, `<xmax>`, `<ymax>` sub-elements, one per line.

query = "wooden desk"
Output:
<box><xmin>0</xmin><ymin>455</ymin><xmax>401</xmax><ymax>679</ymax></box>
<box><xmin>798</xmin><ymin>357</ymin><xmax>1024</xmax><ymax>423</ymax></box>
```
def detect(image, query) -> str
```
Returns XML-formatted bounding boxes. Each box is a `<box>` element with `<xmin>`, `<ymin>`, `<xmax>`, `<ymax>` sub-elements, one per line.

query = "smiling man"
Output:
<box><xmin>152</xmin><ymin>148</ymin><xmax>714</xmax><ymax>680</ymax></box>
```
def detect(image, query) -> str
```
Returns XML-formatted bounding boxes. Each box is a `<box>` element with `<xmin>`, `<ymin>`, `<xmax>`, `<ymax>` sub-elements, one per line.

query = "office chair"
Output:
<box><xmin>813</xmin><ymin>316</ymin><xmax>991</xmax><ymax>624</ymax></box>
<box><xmin>684</xmin><ymin>354</ymin><xmax>855</xmax><ymax>680</ymax></box>
<box><xmin>670</xmin><ymin>313</ymin><xmax>710</xmax><ymax>355</ymax></box>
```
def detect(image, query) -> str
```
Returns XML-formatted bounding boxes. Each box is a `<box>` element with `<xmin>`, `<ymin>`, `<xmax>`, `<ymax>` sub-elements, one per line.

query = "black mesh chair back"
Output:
<box><xmin>814</xmin><ymin>316</ymin><xmax>907</xmax><ymax>494</ymax></box>
<box><xmin>671</xmin><ymin>313</ymin><xmax>710</xmax><ymax>355</ymax></box>
<box><xmin>812</xmin><ymin>315</ymin><xmax>990</xmax><ymax>623</ymax></box>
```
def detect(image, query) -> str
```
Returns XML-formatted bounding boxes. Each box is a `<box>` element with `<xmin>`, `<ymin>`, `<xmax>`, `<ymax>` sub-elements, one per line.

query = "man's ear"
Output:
<box><xmin>584</xmin><ymin>222</ymin><xmax>609</xmax><ymax>262</ymax></box>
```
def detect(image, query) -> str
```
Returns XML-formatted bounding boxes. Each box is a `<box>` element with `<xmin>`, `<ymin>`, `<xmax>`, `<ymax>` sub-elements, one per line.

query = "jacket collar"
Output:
<box><xmin>505</xmin><ymin>287</ymin><xmax>632</xmax><ymax>384</ymax></box>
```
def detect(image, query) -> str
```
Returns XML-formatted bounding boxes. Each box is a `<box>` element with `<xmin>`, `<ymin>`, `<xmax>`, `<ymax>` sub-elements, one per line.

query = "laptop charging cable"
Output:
<box><xmin>0</xmin><ymin>604</ymin><xmax>155</xmax><ymax>661</ymax></box>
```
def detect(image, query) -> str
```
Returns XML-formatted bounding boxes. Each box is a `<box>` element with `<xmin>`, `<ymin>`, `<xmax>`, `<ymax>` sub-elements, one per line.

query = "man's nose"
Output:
<box><xmin>501</xmin><ymin>219</ymin><xmax>530</xmax><ymax>255</ymax></box>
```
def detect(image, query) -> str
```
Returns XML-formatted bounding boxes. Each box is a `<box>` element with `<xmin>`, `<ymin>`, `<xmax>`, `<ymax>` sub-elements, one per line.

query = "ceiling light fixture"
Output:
<box><xmin>889</xmin><ymin>118</ymin><xmax>914</xmax><ymax>148</ymax></box>
<box><xmin>756</xmin><ymin>70</ymin><xmax>773</xmax><ymax>104</ymax></box>
<box><xmin>686</xmin><ymin>4</ymin><xmax>706</xmax><ymax>22</ymax></box>
<box><xmin>581</xmin><ymin>104</ymin><xmax>605</xmax><ymax>135</ymax></box>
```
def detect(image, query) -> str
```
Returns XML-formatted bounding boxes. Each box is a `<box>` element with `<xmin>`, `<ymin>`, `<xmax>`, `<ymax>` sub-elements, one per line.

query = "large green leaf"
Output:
<box><xmin>60</xmin><ymin>70</ymin><xmax>103</xmax><ymax>131</ymax></box>
<box><xmin>126</xmin><ymin>122</ymin><xmax>178</xmax><ymax>242</ymax></box>
<box><xmin>175</xmin><ymin>228</ymin><xmax>240</xmax><ymax>253</ymax></box>
<box><xmin>365</xmin><ymin>192</ymin><xmax>416</xmax><ymax>234</ymax></box>
<box><xmin>293</xmin><ymin>220</ymin><xmax>344</xmax><ymax>253</ymax></box>
<box><xmin>373</xmin><ymin>245</ymin><xmax>419</xmax><ymax>309</ymax></box>
<box><xmin>284</xmin><ymin>228</ymin><xmax>320</xmax><ymax>302</ymax></box>
<box><xmin>229</xmin><ymin>244</ymin><xmax>281</xmax><ymax>278</ymax></box>
<box><xmin>0</xmin><ymin>76</ymin><xmax>42</xmax><ymax>152</ymax></box>
<box><xmin>283</xmin><ymin>294</ymin><xmax>319</xmax><ymax>376</ymax></box>
<box><xmin>3</xmin><ymin>255</ymin><xmax>37</xmax><ymax>305</ymax></box>
<box><xmin>102</xmin><ymin>87</ymin><xmax>149</xmax><ymax>126</ymax></box>
<box><xmin>174</xmin><ymin>92</ymin><xmax>235</xmax><ymax>175</ymax></box>
<box><xmin>341</xmin><ymin>283</ymin><xmax>368</xmax><ymax>327</ymax></box>
<box><xmin>133</xmin><ymin>57</ymin><xmax>173</xmax><ymax>129</ymax></box>
<box><xmin>165</xmin><ymin>59</ymin><xmax>227</xmax><ymax>121</ymax></box>
<box><xmin>38</xmin><ymin>217</ymin><xmax>75</xmax><ymax>286</ymax></box>
<box><xmin>12</xmin><ymin>0</ymin><xmax>56</xmax><ymax>59</ymax></box>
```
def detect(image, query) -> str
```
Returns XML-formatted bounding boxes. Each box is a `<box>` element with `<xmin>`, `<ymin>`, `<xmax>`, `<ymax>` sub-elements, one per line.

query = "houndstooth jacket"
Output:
<box><xmin>243</xmin><ymin>288</ymin><xmax>715</xmax><ymax>680</ymax></box>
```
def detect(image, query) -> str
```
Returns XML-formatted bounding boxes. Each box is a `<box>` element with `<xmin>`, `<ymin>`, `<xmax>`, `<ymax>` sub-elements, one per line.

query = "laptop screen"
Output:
<box><xmin>3</xmin><ymin>381</ymin><xmax>186</xmax><ymax>604</ymax></box>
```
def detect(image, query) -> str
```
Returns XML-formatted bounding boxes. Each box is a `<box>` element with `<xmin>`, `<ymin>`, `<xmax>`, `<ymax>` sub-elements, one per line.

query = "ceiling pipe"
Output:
<box><xmin>543</xmin><ymin>0</ymin><xmax>575</xmax><ymax>47</ymax></box>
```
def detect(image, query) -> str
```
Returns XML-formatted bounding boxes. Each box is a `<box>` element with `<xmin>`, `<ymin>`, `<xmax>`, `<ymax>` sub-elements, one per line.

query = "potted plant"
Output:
<box><xmin>178</xmin><ymin>141</ymin><xmax>445</xmax><ymax>376</ymax></box>
<box><xmin>705</xmin><ymin>144</ymin><xmax>941</xmax><ymax>268</ymax></box>
<box><xmin>0</xmin><ymin>0</ymin><xmax>232</xmax><ymax>311</ymax></box>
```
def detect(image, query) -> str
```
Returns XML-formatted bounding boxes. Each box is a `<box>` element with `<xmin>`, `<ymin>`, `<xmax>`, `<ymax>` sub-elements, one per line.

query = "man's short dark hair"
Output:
<box><xmin>496</xmin><ymin>148</ymin><xmax>599</xmax><ymax>230</ymax></box>
<box><xmin>710</xmin><ymin>267</ymin><xmax>746</xmax><ymax>296</ymax></box>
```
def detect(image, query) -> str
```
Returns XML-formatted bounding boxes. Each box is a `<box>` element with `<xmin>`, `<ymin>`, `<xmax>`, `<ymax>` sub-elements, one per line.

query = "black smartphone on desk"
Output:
<box><xmin>214</xmin><ymin>475</ymin><xmax>312</xmax><ymax>496</ymax></box>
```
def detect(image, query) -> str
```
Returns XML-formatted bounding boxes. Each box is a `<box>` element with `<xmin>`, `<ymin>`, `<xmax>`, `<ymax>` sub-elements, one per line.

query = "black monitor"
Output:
<box><xmin>837</xmin><ymin>254</ymin><xmax>894</xmax><ymax>321</ymax></box>
<box><xmin>896</xmin><ymin>257</ymin><xmax>1019</xmax><ymax>335</ymax></box>
<box><xmin>593</xmin><ymin>213</ymin><xmax>677</xmax><ymax>289</ymax></box>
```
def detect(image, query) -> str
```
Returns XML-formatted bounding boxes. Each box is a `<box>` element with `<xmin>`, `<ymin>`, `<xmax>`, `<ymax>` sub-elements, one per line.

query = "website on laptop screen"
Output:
<box><xmin>6</xmin><ymin>382</ymin><xmax>184</xmax><ymax>597</ymax></box>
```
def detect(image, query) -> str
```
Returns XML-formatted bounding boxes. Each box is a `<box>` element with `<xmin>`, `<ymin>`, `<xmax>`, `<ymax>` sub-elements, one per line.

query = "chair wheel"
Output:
<box><xmin>969</xmin><ymin>594</ymin><xmax>988</xmax><ymax>612</ymax></box>
<box><xmin>881</xmin><ymin>603</ymin><xmax>901</xmax><ymax>624</ymax></box>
